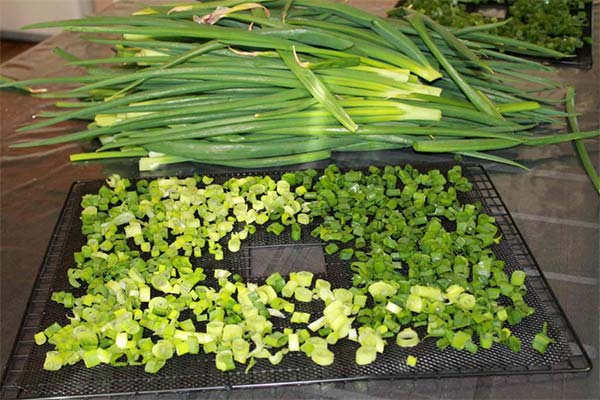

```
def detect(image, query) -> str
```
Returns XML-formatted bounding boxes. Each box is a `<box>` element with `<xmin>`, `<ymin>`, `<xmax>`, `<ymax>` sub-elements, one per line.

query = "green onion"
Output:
<box><xmin>510</xmin><ymin>270</ymin><xmax>526</xmax><ymax>287</ymax></box>
<box><xmin>290</xmin><ymin>271</ymin><xmax>314</xmax><ymax>287</ymax></box>
<box><xmin>291</xmin><ymin>312</ymin><xmax>311</xmax><ymax>324</ymax></box>
<box><xmin>396</xmin><ymin>328</ymin><xmax>419</xmax><ymax>347</ymax></box>
<box><xmin>34</xmin><ymin>331</ymin><xmax>47</xmax><ymax>345</ymax></box>
<box><xmin>532</xmin><ymin>322</ymin><xmax>554</xmax><ymax>354</ymax></box>
<box><xmin>294</xmin><ymin>287</ymin><xmax>313</xmax><ymax>302</ymax></box>
<box><xmin>35</xmin><ymin>163</ymin><xmax>553</xmax><ymax>373</ymax></box>
<box><xmin>451</xmin><ymin>330</ymin><xmax>472</xmax><ymax>351</ymax></box>
<box><xmin>43</xmin><ymin>352</ymin><xmax>63</xmax><ymax>371</ymax></box>
<box><xmin>566</xmin><ymin>87</ymin><xmax>600</xmax><ymax>195</ymax></box>
<box><xmin>215</xmin><ymin>350</ymin><xmax>236</xmax><ymax>371</ymax></box>
<box><xmin>152</xmin><ymin>340</ymin><xmax>175</xmax><ymax>360</ymax></box>
<box><xmin>1</xmin><ymin>0</ymin><xmax>597</xmax><ymax>186</ymax></box>
<box><xmin>405</xmin><ymin>11</ymin><xmax>501</xmax><ymax>118</ymax></box>
<box><xmin>310</xmin><ymin>347</ymin><xmax>334</xmax><ymax>366</ymax></box>
<box><xmin>278</xmin><ymin>48</ymin><xmax>357</xmax><ymax>132</ymax></box>
<box><xmin>355</xmin><ymin>346</ymin><xmax>377</xmax><ymax>365</ymax></box>
<box><xmin>288</xmin><ymin>333</ymin><xmax>300</xmax><ymax>352</ymax></box>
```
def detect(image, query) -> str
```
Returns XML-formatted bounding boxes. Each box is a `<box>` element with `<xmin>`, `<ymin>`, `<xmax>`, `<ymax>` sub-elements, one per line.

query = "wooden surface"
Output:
<box><xmin>0</xmin><ymin>40</ymin><xmax>35</xmax><ymax>64</ymax></box>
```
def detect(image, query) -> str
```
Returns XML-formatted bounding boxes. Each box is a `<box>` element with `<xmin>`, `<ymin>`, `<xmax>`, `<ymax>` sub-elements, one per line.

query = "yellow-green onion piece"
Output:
<box><xmin>145</xmin><ymin>359</ymin><xmax>166</xmax><ymax>374</ymax></box>
<box><xmin>291</xmin><ymin>312</ymin><xmax>311</xmax><ymax>324</ymax></box>
<box><xmin>43</xmin><ymin>352</ymin><xmax>63</xmax><ymax>371</ymax></box>
<box><xmin>222</xmin><ymin>324</ymin><xmax>244</xmax><ymax>343</ymax></box>
<box><xmin>290</xmin><ymin>271</ymin><xmax>314</xmax><ymax>287</ymax></box>
<box><xmin>358</xmin><ymin>327</ymin><xmax>385</xmax><ymax>354</ymax></box>
<box><xmin>510</xmin><ymin>270</ymin><xmax>526</xmax><ymax>287</ymax></box>
<box><xmin>310</xmin><ymin>347</ymin><xmax>335</xmax><ymax>366</ymax></box>
<box><xmin>294</xmin><ymin>287</ymin><xmax>313</xmax><ymax>302</ymax></box>
<box><xmin>281</xmin><ymin>280</ymin><xmax>299</xmax><ymax>298</ymax></box>
<box><xmin>532</xmin><ymin>323</ymin><xmax>554</xmax><ymax>354</ymax></box>
<box><xmin>450</xmin><ymin>330</ymin><xmax>472</xmax><ymax>351</ymax></box>
<box><xmin>396</xmin><ymin>328</ymin><xmax>419</xmax><ymax>348</ymax></box>
<box><xmin>355</xmin><ymin>346</ymin><xmax>377</xmax><ymax>365</ymax></box>
<box><xmin>406</xmin><ymin>355</ymin><xmax>418</xmax><ymax>367</ymax></box>
<box><xmin>231</xmin><ymin>338</ymin><xmax>250</xmax><ymax>364</ymax></box>
<box><xmin>82</xmin><ymin>348</ymin><xmax>111</xmax><ymax>368</ymax></box>
<box><xmin>385</xmin><ymin>301</ymin><xmax>403</xmax><ymax>315</ymax></box>
<box><xmin>411</xmin><ymin>285</ymin><xmax>443</xmax><ymax>301</ymax></box>
<box><xmin>457</xmin><ymin>293</ymin><xmax>476</xmax><ymax>310</ymax></box>
<box><xmin>405</xmin><ymin>294</ymin><xmax>424</xmax><ymax>313</ymax></box>
<box><xmin>215</xmin><ymin>350</ymin><xmax>236</xmax><ymax>371</ymax></box>
<box><xmin>34</xmin><ymin>331</ymin><xmax>47</xmax><ymax>345</ymax></box>
<box><xmin>307</xmin><ymin>316</ymin><xmax>325</xmax><ymax>332</ymax></box>
<box><xmin>152</xmin><ymin>340</ymin><xmax>175</xmax><ymax>360</ymax></box>
<box><xmin>115</xmin><ymin>332</ymin><xmax>128</xmax><ymax>349</ymax></box>
<box><xmin>288</xmin><ymin>333</ymin><xmax>300</xmax><ymax>352</ymax></box>
<box><xmin>445</xmin><ymin>284</ymin><xmax>465</xmax><ymax>303</ymax></box>
<box><xmin>368</xmin><ymin>281</ymin><xmax>397</xmax><ymax>299</ymax></box>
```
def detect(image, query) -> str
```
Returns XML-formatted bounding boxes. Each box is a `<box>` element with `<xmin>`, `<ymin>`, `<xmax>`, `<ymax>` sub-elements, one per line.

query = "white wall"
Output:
<box><xmin>0</xmin><ymin>0</ymin><xmax>95</xmax><ymax>40</ymax></box>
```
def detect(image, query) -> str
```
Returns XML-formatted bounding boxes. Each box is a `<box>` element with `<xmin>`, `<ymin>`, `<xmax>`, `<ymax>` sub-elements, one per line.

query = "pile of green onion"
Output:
<box><xmin>0</xmin><ymin>0</ymin><xmax>598</xmax><ymax>191</ymax></box>
<box><xmin>36</xmin><ymin>164</ymin><xmax>554</xmax><ymax>374</ymax></box>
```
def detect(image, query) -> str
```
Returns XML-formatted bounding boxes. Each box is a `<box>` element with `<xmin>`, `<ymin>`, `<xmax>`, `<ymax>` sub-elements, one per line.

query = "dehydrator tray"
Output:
<box><xmin>0</xmin><ymin>164</ymin><xmax>592</xmax><ymax>399</ymax></box>
<box><xmin>394</xmin><ymin>1</ymin><xmax>594</xmax><ymax>69</ymax></box>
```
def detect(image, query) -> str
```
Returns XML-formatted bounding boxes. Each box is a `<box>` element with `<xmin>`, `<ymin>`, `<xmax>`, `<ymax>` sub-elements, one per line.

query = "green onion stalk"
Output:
<box><xmin>1</xmin><ymin>0</ymin><xmax>598</xmax><ymax>187</ymax></box>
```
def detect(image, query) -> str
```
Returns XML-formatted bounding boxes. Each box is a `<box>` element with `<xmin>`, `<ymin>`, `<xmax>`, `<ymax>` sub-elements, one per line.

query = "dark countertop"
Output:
<box><xmin>1</xmin><ymin>1</ymin><xmax>598</xmax><ymax>399</ymax></box>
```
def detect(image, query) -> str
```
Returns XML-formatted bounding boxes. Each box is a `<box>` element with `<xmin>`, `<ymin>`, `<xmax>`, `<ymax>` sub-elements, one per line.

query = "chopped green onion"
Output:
<box><xmin>294</xmin><ymin>287</ymin><xmax>313</xmax><ymax>302</ymax></box>
<box><xmin>396</xmin><ymin>328</ymin><xmax>419</xmax><ymax>348</ymax></box>
<box><xmin>34</xmin><ymin>332</ymin><xmax>47</xmax><ymax>346</ymax></box>
<box><xmin>355</xmin><ymin>346</ymin><xmax>377</xmax><ymax>365</ymax></box>
<box><xmin>510</xmin><ymin>270</ymin><xmax>526</xmax><ymax>287</ymax></box>
<box><xmin>310</xmin><ymin>347</ymin><xmax>335</xmax><ymax>366</ymax></box>
<box><xmin>215</xmin><ymin>350</ymin><xmax>236</xmax><ymax>371</ymax></box>
<box><xmin>43</xmin><ymin>352</ymin><xmax>63</xmax><ymax>371</ymax></box>
<box><xmin>33</xmin><ymin>164</ymin><xmax>548</xmax><ymax>374</ymax></box>
<box><xmin>406</xmin><ymin>355</ymin><xmax>417</xmax><ymax>367</ymax></box>
<box><xmin>291</xmin><ymin>312</ymin><xmax>311</xmax><ymax>324</ymax></box>
<box><xmin>532</xmin><ymin>322</ymin><xmax>554</xmax><ymax>354</ymax></box>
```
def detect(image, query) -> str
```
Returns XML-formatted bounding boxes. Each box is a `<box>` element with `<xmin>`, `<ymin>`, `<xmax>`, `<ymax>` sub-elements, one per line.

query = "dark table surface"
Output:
<box><xmin>1</xmin><ymin>1</ymin><xmax>598</xmax><ymax>399</ymax></box>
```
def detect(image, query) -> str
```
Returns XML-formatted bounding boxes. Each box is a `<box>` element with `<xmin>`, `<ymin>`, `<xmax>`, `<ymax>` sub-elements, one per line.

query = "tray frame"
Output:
<box><xmin>0</xmin><ymin>164</ymin><xmax>592</xmax><ymax>399</ymax></box>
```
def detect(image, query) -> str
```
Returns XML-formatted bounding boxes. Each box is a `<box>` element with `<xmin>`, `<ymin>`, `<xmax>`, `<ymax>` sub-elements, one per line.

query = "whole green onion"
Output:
<box><xmin>0</xmin><ymin>0</ymin><xmax>597</xmax><ymax>191</ymax></box>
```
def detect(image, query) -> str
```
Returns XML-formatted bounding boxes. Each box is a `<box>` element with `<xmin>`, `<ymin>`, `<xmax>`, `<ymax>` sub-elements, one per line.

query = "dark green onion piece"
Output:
<box><xmin>566</xmin><ymin>87</ymin><xmax>600</xmax><ymax>195</ymax></box>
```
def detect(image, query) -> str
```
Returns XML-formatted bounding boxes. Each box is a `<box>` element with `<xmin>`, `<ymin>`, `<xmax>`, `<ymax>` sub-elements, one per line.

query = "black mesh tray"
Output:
<box><xmin>0</xmin><ymin>164</ymin><xmax>592</xmax><ymax>399</ymax></box>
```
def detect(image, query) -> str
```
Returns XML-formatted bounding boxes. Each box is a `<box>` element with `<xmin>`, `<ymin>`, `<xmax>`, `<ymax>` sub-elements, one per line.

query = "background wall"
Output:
<box><xmin>0</xmin><ymin>0</ymin><xmax>116</xmax><ymax>41</ymax></box>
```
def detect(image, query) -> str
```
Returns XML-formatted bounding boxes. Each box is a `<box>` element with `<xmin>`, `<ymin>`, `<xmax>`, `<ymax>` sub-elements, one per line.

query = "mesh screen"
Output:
<box><xmin>4</xmin><ymin>165</ymin><xmax>591</xmax><ymax>399</ymax></box>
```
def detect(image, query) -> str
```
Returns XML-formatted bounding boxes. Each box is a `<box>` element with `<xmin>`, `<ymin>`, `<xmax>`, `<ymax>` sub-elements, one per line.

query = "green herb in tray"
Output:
<box><xmin>394</xmin><ymin>0</ymin><xmax>496</xmax><ymax>29</ymax></box>
<box><xmin>505</xmin><ymin>0</ymin><xmax>590</xmax><ymax>54</ymax></box>
<box><xmin>36</xmin><ymin>164</ymin><xmax>553</xmax><ymax>374</ymax></box>
<box><xmin>394</xmin><ymin>0</ymin><xmax>591</xmax><ymax>54</ymax></box>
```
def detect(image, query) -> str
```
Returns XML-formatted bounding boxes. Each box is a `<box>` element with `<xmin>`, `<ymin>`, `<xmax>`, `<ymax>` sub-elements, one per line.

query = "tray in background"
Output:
<box><xmin>393</xmin><ymin>1</ymin><xmax>593</xmax><ymax>69</ymax></box>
